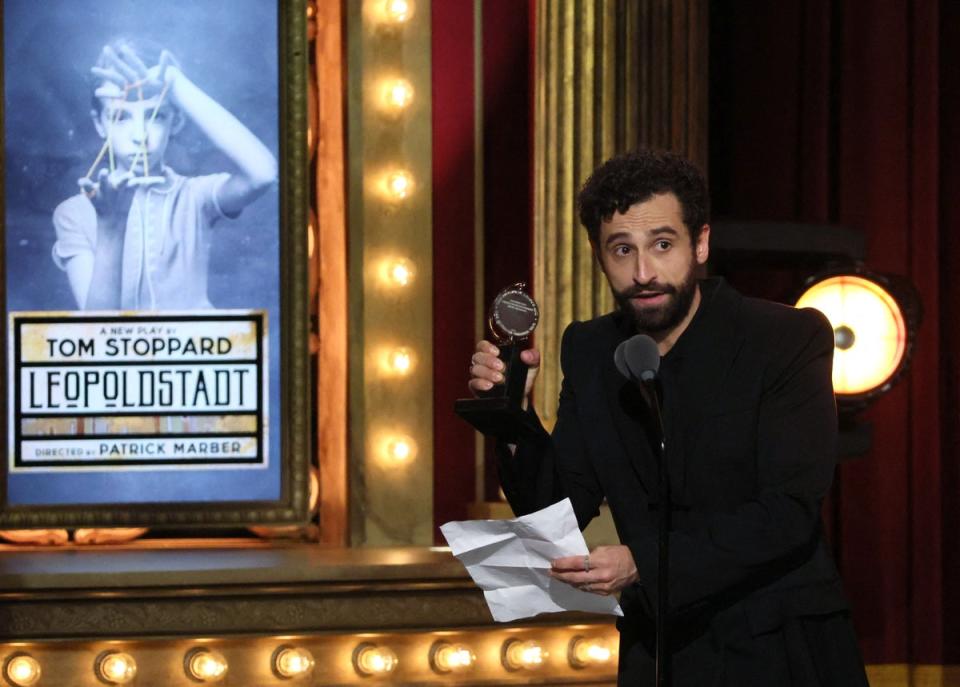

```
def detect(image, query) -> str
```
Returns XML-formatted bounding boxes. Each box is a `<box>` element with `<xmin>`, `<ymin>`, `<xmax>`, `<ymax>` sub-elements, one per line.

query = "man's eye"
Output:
<box><xmin>613</xmin><ymin>245</ymin><xmax>631</xmax><ymax>257</ymax></box>
<box><xmin>656</xmin><ymin>240</ymin><xmax>672</xmax><ymax>250</ymax></box>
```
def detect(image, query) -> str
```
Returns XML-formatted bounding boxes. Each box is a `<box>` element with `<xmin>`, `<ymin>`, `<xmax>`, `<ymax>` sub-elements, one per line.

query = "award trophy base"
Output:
<box><xmin>454</xmin><ymin>344</ymin><xmax>534</xmax><ymax>440</ymax></box>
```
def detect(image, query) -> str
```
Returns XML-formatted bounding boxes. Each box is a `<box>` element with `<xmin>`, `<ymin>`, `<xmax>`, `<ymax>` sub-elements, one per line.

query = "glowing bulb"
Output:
<box><xmin>185</xmin><ymin>649</ymin><xmax>228</xmax><ymax>683</ymax></box>
<box><xmin>4</xmin><ymin>655</ymin><xmax>40</xmax><ymax>687</ymax></box>
<box><xmin>430</xmin><ymin>642</ymin><xmax>476</xmax><ymax>674</ymax></box>
<box><xmin>502</xmin><ymin>639</ymin><xmax>546</xmax><ymax>671</ymax></box>
<box><xmin>97</xmin><ymin>651</ymin><xmax>137</xmax><ymax>684</ymax></box>
<box><xmin>385</xmin><ymin>436</ymin><xmax>416</xmax><ymax>463</ymax></box>
<box><xmin>353</xmin><ymin>644</ymin><xmax>398</xmax><ymax>676</ymax></box>
<box><xmin>383</xmin><ymin>0</ymin><xmax>414</xmax><ymax>23</ymax></box>
<box><xmin>274</xmin><ymin>646</ymin><xmax>315</xmax><ymax>679</ymax></box>
<box><xmin>383</xmin><ymin>170</ymin><xmax>414</xmax><ymax>201</ymax></box>
<box><xmin>379</xmin><ymin>78</ymin><xmax>415</xmax><ymax>114</ymax></box>
<box><xmin>380</xmin><ymin>258</ymin><xmax>414</xmax><ymax>288</ymax></box>
<box><xmin>388</xmin><ymin>347</ymin><xmax>413</xmax><ymax>375</ymax></box>
<box><xmin>568</xmin><ymin>636</ymin><xmax>613</xmax><ymax>668</ymax></box>
<box><xmin>795</xmin><ymin>274</ymin><xmax>907</xmax><ymax>396</ymax></box>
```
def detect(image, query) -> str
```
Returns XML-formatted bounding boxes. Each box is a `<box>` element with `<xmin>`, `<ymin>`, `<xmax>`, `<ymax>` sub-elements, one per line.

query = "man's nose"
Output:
<box><xmin>633</xmin><ymin>253</ymin><xmax>656</xmax><ymax>284</ymax></box>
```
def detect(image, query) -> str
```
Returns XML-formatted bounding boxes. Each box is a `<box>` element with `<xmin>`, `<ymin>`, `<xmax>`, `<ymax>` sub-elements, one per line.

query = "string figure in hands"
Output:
<box><xmin>52</xmin><ymin>38</ymin><xmax>277</xmax><ymax>311</ymax></box>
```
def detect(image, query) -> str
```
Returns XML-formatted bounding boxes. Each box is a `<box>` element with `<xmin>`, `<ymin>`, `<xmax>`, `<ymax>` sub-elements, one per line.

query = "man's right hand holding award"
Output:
<box><xmin>466</xmin><ymin>337</ymin><xmax>640</xmax><ymax>600</ymax></box>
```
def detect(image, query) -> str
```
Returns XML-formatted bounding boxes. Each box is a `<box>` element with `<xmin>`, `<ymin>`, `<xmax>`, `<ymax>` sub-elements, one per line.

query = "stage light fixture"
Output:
<box><xmin>184</xmin><ymin>648</ymin><xmax>228</xmax><ymax>683</ymax></box>
<box><xmin>4</xmin><ymin>654</ymin><xmax>40</xmax><ymax>687</ymax></box>
<box><xmin>501</xmin><ymin>639</ymin><xmax>546</xmax><ymax>671</ymax></box>
<box><xmin>429</xmin><ymin>641</ymin><xmax>476</xmax><ymax>673</ymax></box>
<box><xmin>352</xmin><ymin>643</ymin><xmax>398</xmax><ymax>677</ymax></box>
<box><xmin>96</xmin><ymin>651</ymin><xmax>137</xmax><ymax>684</ymax></box>
<box><xmin>795</xmin><ymin>271</ymin><xmax>918</xmax><ymax>405</ymax></box>
<box><xmin>568</xmin><ymin>635</ymin><xmax>612</xmax><ymax>668</ymax></box>
<box><xmin>273</xmin><ymin>645</ymin><xmax>315</xmax><ymax>679</ymax></box>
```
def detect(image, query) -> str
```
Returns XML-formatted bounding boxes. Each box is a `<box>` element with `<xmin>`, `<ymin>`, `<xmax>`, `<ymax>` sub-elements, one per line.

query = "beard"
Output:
<box><xmin>613</xmin><ymin>270</ymin><xmax>698</xmax><ymax>334</ymax></box>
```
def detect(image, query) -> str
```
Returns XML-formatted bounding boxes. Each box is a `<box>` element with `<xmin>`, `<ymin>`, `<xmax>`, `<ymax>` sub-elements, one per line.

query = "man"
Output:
<box><xmin>468</xmin><ymin>150</ymin><xmax>868</xmax><ymax>686</ymax></box>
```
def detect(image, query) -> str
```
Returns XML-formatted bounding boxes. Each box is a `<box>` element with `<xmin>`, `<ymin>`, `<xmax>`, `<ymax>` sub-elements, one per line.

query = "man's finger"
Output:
<box><xmin>520</xmin><ymin>348</ymin><xmax>541</xmax><ymax>367</ymax></box>
<box><xmin>118</xmin><ymin>45</ymin><xmax>149</xmax><ymax>76</ymax></box>
<box><xmin>91</xmin><ymin>67</ymin><xmax>126</xmax><ymax>87</ymax></box>
<box><xmin>476</xmin><ymin>340</ymin><xmax>499</xmax><ymax>356</ymax></box>
<box><xmin>551</xmin><ymin>555</ymin><xmax>591</xmax><ymax>571</ymax></box>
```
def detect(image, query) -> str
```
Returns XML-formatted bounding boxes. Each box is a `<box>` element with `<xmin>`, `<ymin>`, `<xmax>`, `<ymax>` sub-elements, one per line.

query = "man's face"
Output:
<box><xmin>595</xmin><ymin>193</ymin><xmax>709</xmax><ymax>334</ymax></box>
<box><xmin>93</xmin><ymin>96</ymin><xmax>179</xmax><ymax>175</ymax></box>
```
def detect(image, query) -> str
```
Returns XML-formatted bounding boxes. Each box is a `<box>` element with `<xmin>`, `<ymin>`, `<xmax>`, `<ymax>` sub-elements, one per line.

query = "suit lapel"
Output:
<box><xmin>597</xmin><ymin>279</ymin><xmax>746</xmax><ymax>502</ymax></box>
<box><xmin>600</xmin><ymin>315</ymin><xmax>660</xmax><ymax>497</ymax></box>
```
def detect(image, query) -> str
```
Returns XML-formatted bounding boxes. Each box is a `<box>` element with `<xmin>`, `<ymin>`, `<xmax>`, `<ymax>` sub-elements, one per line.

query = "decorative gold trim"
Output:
<box><xmin>314</xmin><ymin>0</ymin><xmax>349</xmax><ymax>546</ymax></box>
<box><xmin>532</xmin><ymin>0</ymin><xmax>708</xmax><ymax>426</ymax></box>
<box><xmin>866</xmin><ymin>664</ymin><xmax>960</xmax><ymax>687</ymax></box>
<box><xmin>346</xmin><ymin>0</ymin><xmax>434</xmax><ymax>546</ymax></box>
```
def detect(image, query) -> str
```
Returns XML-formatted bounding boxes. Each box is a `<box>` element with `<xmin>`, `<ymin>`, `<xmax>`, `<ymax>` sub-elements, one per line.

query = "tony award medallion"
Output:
<box><xmin>454</xmin><ymin>283</ymin><xmax>540</xmax><ymax>439</ymax></box>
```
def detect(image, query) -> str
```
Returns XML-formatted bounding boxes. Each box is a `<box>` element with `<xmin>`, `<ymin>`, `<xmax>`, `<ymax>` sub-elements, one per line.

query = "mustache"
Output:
<box><xmin>617</xmin><ymin>282</ymin><xmax>677</xmax><ymax>299</ymax></box>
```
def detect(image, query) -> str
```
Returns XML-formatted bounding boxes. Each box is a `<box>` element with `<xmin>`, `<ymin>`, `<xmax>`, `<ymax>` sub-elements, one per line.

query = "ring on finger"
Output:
<box><xmin>584</xmin><ymin>554</ymin><xmax>591</xmax><ymax>572</ymax></box>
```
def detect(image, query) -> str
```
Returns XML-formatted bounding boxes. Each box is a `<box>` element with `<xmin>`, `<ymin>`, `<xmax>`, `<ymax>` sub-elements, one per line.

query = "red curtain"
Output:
<box><xmin>711</xmin><ymin>0</ymin><xmax>955</xmax><ymax>665</ymax></box>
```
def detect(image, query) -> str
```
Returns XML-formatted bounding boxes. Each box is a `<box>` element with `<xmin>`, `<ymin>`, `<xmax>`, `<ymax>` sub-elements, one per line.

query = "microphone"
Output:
<box><xmin>614</xmin><ymin>334</ymin><xmax>661</xmax><ymax>384</ymax></box>
<box><xmin>614</xmin><ymin>334</ymin><xmax>670</xmax><ymax>687</ymax></box>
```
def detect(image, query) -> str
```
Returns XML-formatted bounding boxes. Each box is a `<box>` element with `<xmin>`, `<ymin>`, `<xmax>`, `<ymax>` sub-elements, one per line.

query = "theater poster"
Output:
<box><xmin>0</xmin><ymin>0</ymin><xmax>310</xmax><ymax>527</ymax></box>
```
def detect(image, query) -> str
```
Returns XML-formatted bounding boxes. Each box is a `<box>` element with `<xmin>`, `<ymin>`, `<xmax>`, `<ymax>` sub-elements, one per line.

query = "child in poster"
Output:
<box><xmin>51</xmin><ymin>38</ymin><xmax>278</xmax><ymax>311</ymax></box>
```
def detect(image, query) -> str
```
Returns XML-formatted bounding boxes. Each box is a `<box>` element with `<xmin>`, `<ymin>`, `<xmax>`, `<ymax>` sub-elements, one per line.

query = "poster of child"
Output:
<box><xmin>3</xmin><ymin>0</ymin><xmax>280</xmax><ymax>314</ymax></box>
<box><xmin>3</xmin><ymin>0</ymin><xmax>284</xmax><ymax>509</ymax></box>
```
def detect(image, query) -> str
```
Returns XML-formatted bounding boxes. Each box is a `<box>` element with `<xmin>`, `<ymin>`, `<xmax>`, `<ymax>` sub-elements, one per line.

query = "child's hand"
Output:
<box><xmin>78</xmin><ymin>168</ymin><xmax>136</xmax><ymax>229</ymax></box>
<box><xmin>91</xmin><ymin>45</ymin><xmax>181</xmax><ymax>99</ymax></box>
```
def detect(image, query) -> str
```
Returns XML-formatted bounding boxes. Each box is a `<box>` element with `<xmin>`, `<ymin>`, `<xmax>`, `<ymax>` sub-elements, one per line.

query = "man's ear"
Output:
<box><xmin>695</xmin><ymin>224</ymin><xmax>710</xmax><ymax>265</ymax></box>
<box><xmin>91</xmin><ymin>109</ymin><xmax>107</xmax><ymax>139</ymax></box>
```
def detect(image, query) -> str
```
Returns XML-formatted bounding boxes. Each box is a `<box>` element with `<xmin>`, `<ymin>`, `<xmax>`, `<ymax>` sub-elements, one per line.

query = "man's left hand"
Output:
<box><xmin>550</xmin><ymin>545</ymin><xmax>639</xmax><ymax>595</ymax></box>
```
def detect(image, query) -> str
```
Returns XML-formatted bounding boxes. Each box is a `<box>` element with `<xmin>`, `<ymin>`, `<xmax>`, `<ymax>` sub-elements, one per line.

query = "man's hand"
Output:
<box><xmin>468</xmin><ymin>340</ymin><xmax>540</xmax><ymax>408</ymax></box>
<box><xmin>550</xmin><ymin>545</ymin><xmax>639</xmax><ymax>596</ymax></box>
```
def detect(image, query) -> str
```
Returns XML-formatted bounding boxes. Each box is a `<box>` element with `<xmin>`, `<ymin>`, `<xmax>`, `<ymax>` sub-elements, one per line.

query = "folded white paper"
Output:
<box><xmin>440</xmin><ymin>498</ymin><xmax>624</xmax><ymax>622</ymax></box>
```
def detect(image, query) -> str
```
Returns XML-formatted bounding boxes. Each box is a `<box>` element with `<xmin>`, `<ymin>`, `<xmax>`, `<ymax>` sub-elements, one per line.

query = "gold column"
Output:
<box><xmin>533</xmin><ymin>0</ymin><xmax>708</xmax><ymax>426</ymax></box>
<box><xmin>346</xmin><ymin>1</ymin><xmax>434</xmax><ymax>545</ymax></box>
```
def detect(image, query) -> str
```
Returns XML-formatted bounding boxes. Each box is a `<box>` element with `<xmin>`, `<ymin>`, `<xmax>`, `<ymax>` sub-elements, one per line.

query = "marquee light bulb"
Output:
<box><xmin>4</xmin><ymin>655</ymin><xmax>41</xmax><ymax>687</ymax></box>
<box><xmin>383</xmin><ymin>0</ymin><xmax>414</xmax><ymax>23</ymax></box>
<box><xmin>388</xmin><ymin>347</ymin><xmax>414</xmax><ymax>375</ymax></box>
<box><xmin>430</xmin><ymin>642</ymin><xmax>476</xmax><ymax>673</ymax></box>
<box><xmin>378</xmin><ymin>78</ymin><xmax>415</xmax><ymax>114</ymax></box>
<box><xmin>383</xmin><ymin>170</ymin><xmax>414</xmax><ymax>201</ymax></box>
<box><xmin>185</xmin><ymin>648</ymin><xmax>228</xmax><ymax>682</ymax></box>
<box><xmin>274</xmin><ymin>646</ymin><xmax>315</xmax><ymax>679</ymax></box>
<box><xmin>383</xmin><ymin>258</ymin><xmax>414</xmax><ymax>287</ymax></box>
<box><xmin>353</xmin><ymin>643</ymin><xmax>398</xmax><ymax>676</ymax></box>
<box><xmin>568</xmin><ymin>636</ymin><xmax>612</xmax><ymax>668</ymax></box>
<box><xmin>385</xmin><ymin>436</ymin><xmax>416</xmax><ymax>463</ymax></box>
<box><xmin>502</xmin><ymin>639</ymin><xmax>546</xmax><ymax>671</ymax></box>
<box><xmin>97</xmin><ymin>651</ymin><xmax>137</xmax><ymax>684</ymax></box>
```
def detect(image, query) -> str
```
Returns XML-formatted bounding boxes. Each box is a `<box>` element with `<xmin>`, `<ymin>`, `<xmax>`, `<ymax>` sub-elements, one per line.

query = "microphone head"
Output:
<box><xmin>621</xmin><ymin>334</ymin><xmax>660</xmax><ymax>381</ymax></box>
<box><xmin>614</xmin><ymin>339</ymin><xmax>630</xmax><ymax>379</ymax></box>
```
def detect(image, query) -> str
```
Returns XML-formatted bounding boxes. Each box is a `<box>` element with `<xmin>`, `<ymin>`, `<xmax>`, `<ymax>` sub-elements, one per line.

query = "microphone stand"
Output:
<box><xmin>641</xmin><ymin>378</ymin><xmax>670</xmax><ymax>687</ymax></box>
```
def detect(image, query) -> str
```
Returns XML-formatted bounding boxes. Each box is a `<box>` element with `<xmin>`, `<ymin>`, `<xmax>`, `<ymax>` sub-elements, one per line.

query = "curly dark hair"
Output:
<box><xmin>576</xmin><ymin>149</ymin><xmax>709</xmax><ymax>245</ymax></box>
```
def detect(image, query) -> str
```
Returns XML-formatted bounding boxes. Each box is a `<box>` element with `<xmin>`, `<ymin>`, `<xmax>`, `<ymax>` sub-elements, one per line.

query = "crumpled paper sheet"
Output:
<box><xmin>440</xmin><ymin>498</ymin><xmax>623</xmax><ymax>622</ymax></box>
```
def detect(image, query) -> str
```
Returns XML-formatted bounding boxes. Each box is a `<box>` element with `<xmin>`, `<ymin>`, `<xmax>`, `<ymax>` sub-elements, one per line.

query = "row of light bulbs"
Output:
<box><xmin>370</xmin><ymin>0</ymin><xmax>417</xmax><ymax>469</ymax></box>
<box><xmin>3</xmin><ymin>646</ymin><xmax>311</xmax><ymax>685</ymax></box>
<box><xmin>354</xmin><ymin>636</ymin><xmax>613</xmax><ymax>676</ymax></box>
<box><xmin>2</xmin><ymin>636</ymin><xmax>611</xmax><ymax>684</ymax></box>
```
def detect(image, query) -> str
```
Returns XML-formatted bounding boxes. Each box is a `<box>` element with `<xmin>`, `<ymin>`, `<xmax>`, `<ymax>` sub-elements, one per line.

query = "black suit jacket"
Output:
<box><xmin>498</xmin><ymin>278</ymin><xmax>865</xmax><ymax>685</ymax></box>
